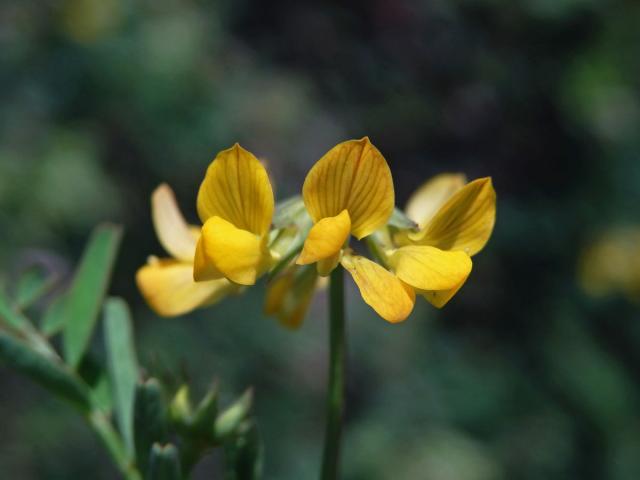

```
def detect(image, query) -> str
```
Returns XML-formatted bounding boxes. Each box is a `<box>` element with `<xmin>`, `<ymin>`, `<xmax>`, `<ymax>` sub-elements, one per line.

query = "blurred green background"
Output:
<box><xmin>1</xmin><ymin>0</ymin><xmax>640</xmax><ymax>478</ymax></box>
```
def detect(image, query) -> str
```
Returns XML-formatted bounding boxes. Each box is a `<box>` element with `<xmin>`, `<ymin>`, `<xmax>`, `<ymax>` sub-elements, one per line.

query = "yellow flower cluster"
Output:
<box><xmin>137</xmin><ymin>138</ymin><xmax>496</xmax><ymax>326</ymax></box>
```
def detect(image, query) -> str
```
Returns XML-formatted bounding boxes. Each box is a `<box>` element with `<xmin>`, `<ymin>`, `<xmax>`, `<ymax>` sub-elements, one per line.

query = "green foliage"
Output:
<box><xmin>0</xmin><ymin>227</ymin><xmax>262</xmax><ymax>479</ymax></box>
<box><xmin>0</xmin><ymin>331</ymin><xmax>91</xmax><ymax>410</ymax></box>
<box><xmin>63</xmin><ymin>224</ymin><xmax>123</xmax><ymax>368</ymax></box>
<box><xmin>105</xmin><ymin>297</ymin><xmax>140</xmax><ymax>458</ymax></box>
<box><xmin>14</xmin><ymin>264</ymin><xmax>57</xmax><ymax>310</ymax></box>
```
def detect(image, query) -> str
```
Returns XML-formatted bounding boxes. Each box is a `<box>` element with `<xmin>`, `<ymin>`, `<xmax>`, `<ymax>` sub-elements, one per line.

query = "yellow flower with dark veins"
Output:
<box><xmin>136</xmin><ymin>184</ymin><xmax>238</xmax><ymax>317</ymax></box>
<box><xmin>193</xmin><ymin>144</ymin><xmax>278</xmax><ymax>286</ymax></box>
<box><xmin>384</xmin><ymin>173</ymin><xmax>496</xmax><ymax>308</ymax></box>
<box><xmin>296</xmin><ymin>138</ymin><xmax>486</xmax><ymax>323</ymax></box>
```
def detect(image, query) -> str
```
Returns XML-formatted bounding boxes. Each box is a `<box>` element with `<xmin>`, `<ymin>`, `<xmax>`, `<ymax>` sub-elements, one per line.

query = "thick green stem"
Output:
<box><xmin>321</xmin><ymin>266</ymin><xmax>346</xmax><ymax>480</ymax></box>
<box><xmin>88</xmin><ymin>410</ymin><xmax>142</xmax><ymax>480</ymax></box>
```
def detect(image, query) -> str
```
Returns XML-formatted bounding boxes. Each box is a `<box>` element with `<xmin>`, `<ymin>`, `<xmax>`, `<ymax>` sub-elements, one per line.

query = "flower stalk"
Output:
<box><xmin>321</xmin><ymin>266</ymin><xmax>346</xmax><ymax>480</ymax></box>
<box><xmin>88</xmin><ymin>410</ymin><xmax>142</xmax><ymax>480</ymax></box>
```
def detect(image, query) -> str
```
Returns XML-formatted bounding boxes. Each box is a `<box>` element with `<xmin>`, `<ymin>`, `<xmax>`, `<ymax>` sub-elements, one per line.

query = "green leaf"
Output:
<box><xmin>0</xmin><ymin>289</ymin><xmax>58</xmax><ymax>359</ymax></box>
<box><xmin>0</xmin><ymin>330</ymin><xmax>90</xmax><ymax>410</ymax></box>
<box><xmin>15</xmin><ymin>265</ymin><xmax>57</xmax><ymax>310</ymax></box>
<box><xmin>214</xmin><ymin>389</ymin><xmax>254</xmax><ymax>442</ymax></box>
<box><xmin>78</xmin><ymin>354</ymin><xmax>113</xmax><ymax>413</ymax></box>
<box><xmin>63</xmin><ymin>224</ymin><xmax>122</xmax><ymax>368</ymax></box>
<box><xmin>104</xmin><ymin>297</ymin><xmax>139</xmax><ymax>459</ymax></box>
<box><xmin>148</xmin><ymin>443</ymin><xmax>182</xmax><ymax>480</ymax></box>
<box><xmin>134</xmin><ymin>378</ymin><xmax>168</xmax><ymax>475</ymax></box>
<box><xmin>0</xmin><ymin>287</ymin><xmax>30</xmax><ymax>331</ymax></box>
<box><xmin>40</xmin><ymin>294</ymin><xmax>68</xmax><ymax>337</ymax></box>
<box><xmin>225</xmin><ymin>422</ymin><xmax>263</xmax><ymax>480</ymax></box>
<box><xmin>387</xmin><ymin>207</ymin><xmax>418</xmax><ymax>230</ymax></box>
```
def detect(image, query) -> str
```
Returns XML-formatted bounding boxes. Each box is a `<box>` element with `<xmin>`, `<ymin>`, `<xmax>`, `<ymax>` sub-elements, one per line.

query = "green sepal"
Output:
<box><xmin>189</xmin><ymin>382</ymin><xmax>219</xmax><ymax>439</ymax></box>
<box><xmin>134</xmin><ymin>378</ymin><xmax>168</xmax><ymax>475</ymax></box>
<box><xmin>148</xmin><ymin>443</ymin><xmax>182</xmax><ymax>480</ymax></box>
<box><xmin>214</xmin><ymin>388</ymin><xmax>254</xmax><ymax>442</ymax></box>
<box><xmin>224</xmin><ymin>421</ymin><xmax>263</xmax><ymax>480</ymax></box>
<box><xmin>387</xmin><ymin>207</ymin><xmax>418</xmax><ymax>230</ymax></box>
<box><xmin>273</xmin><ymin>195</ymin><xmax>308</xmax><ymax>229</ymax></box>
<box><xmin>168</xmin><ymin>382</ymin><xmax>219</xmax><ymax>439</ymax></box>
<box><xmin>169</xmin><ymin>385</ymin><xmax>192</xmax><ymax>432</ymax></box>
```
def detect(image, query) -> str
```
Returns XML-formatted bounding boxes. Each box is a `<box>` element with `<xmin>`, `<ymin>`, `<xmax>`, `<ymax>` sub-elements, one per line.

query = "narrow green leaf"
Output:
<box><xmin>0</xmin><ymin>289</ymin><xmax>58</xmax><ymax>359</ymax></box>
<box><xmin>134</xmin><ymin>379</ymin><xmax>168</xmax><ymax>475</ymax></box>
<box><xmin>214</xmin><ymin>389</ymin><xmax>254</xmax><ymax>442</ymax></box>
<box><xmin>104</xmin><ymin>297</ymin><xmax>139</xmax><ymax>459</ymax></box>
<box><xmin>387</xmin><ymin>207</ymin><xmax>418</xmax><ymax>230</ymax></box>
<box><xmin>0</xmin><ymin>330</ymin><xmax>90</xmax><ymax>410</ymax></box>
<box><xmin>148</xmin><ymin>443</ymin><xmax>182</xmax><ymax>480</ymax></box>
<box><xmin>78</xmin><ymin>354</ymin><xmax>113</xmax><ymax>413</ymax></box>
<box><xmin>63</xmin><ymin>224</ymin><xmax>122</xmax><ymax>368</ymax></box>
<box><xmin>14</xmin><ymin>265</ymin><xmax>55</xmax><ymax>310</ymax></box>
<box><xmin>40</xmin><ymin>294</ymin><xmax>68</xmax><ymax>337</ymax></box>
<box><xmin>0</xmin><ymin>287</ymin><xmax>30</xmax><ymax>331</ymax></box>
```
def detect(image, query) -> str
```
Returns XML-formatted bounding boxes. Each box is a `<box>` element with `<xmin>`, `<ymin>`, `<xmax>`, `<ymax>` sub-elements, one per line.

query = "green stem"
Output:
<box><xmin>321</xmin><ymin>266</ymin><xmax>346</xmax><ymax>480</ymax></box>
<box><xmin>88</xmin><ymin>410</ymin><xmax>142</xmax><ymax>480</ymax></box>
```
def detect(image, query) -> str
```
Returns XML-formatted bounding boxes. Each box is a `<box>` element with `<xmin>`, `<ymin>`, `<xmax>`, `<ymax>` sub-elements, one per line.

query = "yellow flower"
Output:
<box><xmin>193</xmin><ymin>144</ymin><xmax>277</xmax><ymax>286</ymax></box>
<box><xmin>385</xmin><ymin>173</ymin><xmax>497</xmax><ymax>308</ymax></box>
<box><xmin>399</xmin><ymin>173</ymin><xmax>497</xmax><ymax>256</ymax></box>
<box><xmin>579</xmin><ymin>227</ymin><xmax>640</xmax><ymax>301</ymax></box>
<box><xmin>136</xmin><ymin>184</ymin><xmax>238</xmax><ymax>317</ymax></box>
<box><xmin>296</xmin><ymin>137</ymin><xmax>395</xmax><ymax>274</ymax></box>
<box><xmin>296</xmin><ymin>138</ymin><xmax>484</xmax><ymax>323</ymax></box>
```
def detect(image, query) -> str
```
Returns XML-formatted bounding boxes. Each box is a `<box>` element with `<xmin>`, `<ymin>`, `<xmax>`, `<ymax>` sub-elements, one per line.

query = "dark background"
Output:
<box><xmin>1</xmin><ymin>0</ymin><xmax>640</xmax><ymax>478</ymax></box>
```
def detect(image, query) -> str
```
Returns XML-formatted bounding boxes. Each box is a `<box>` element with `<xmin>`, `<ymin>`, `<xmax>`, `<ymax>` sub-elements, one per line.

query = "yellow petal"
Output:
<box><xmin>136</xmin><ymin>258</ymin><xmax>235</xmax><ymax>317</ymax></box>
<box><xmin>410</xmin><ymin>177</ymin><xmax>496</xmax><ymax>256</ymax></box>
<box><xmin>340</xmin><ymin>254</ymin><xmax>415</xmax><ymax>323</ymax></box>
<box><xmin>297</xmin><ymin>210</ymin><xmax>351</xmax><ymax>265</ymax></box>
<box><xmin>264</xmin><ymin>265</ymin><xmax>318</xmax><ymax>329</ymax></box>
<box><xmin>405</xmin><ymin>173</ymin><xmax>467</xmax><ymax>229</ymax></box>
<box><xmin>302</xmin><ymin>137</ymin><xmax>394</xmax><ymax>239</ymax></box>
<box><xmin>151</xmin><ymin>184</ymin><xmax>199</xmax><ymax>261</ymax></box>
<box><xmin>194</xmin><ymin>216</ymin><xmax>272</xmax><ymax>286</ymax></box>
<box><xmin>193</xmin><ymin>235</ymin><xmax>224</xmax><ymax>282</ymax></box>
<box><xmin>197</xmin><ymin>144</ymin><xmax>274</xmax><ymax>236</ymax></box>
<box><xmin>390</xmin><ymin>245</ymin><xmax>472</xmax><ymax>291</ymax></box>
<box><xmin>419</xmin><ymin>277</ymin><xmax>469</xmax><ymax>309</ymax></box>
